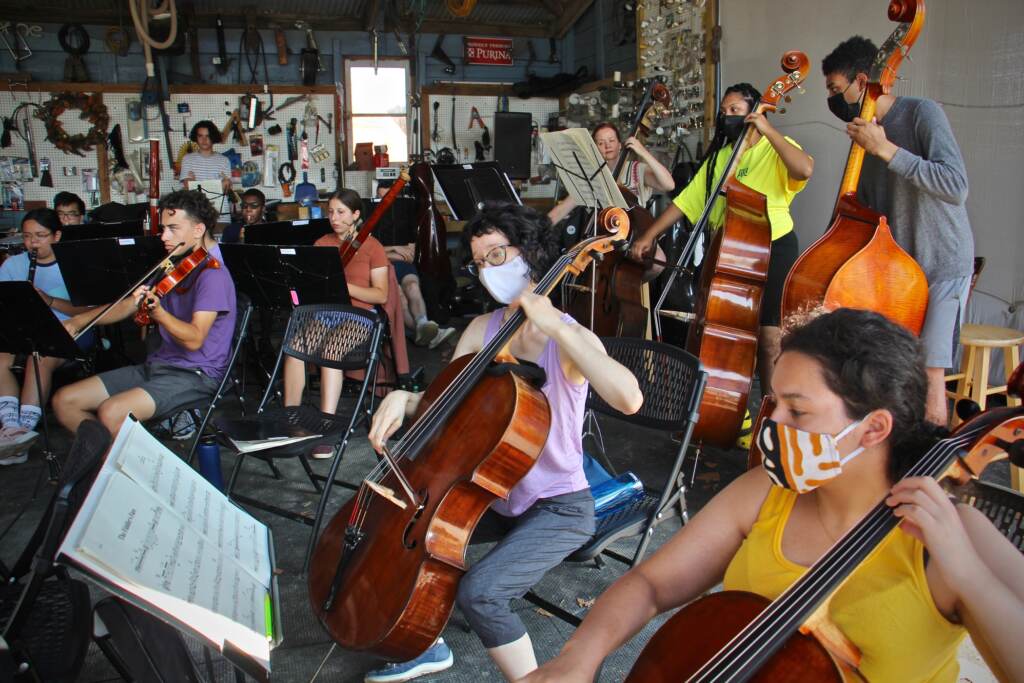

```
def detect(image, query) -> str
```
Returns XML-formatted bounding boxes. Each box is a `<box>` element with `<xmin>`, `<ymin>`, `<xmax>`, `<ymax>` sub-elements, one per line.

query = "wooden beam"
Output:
<box><xmin>552</xmin><ymin>0</ymin><xmax>594</xmax><ymax>38</ymax></box>
<box><xmin>416</xmin><ymin>19</ymin><xmax>551</xmax><ymax>39</ymax></box>
<box><xmin>0</xmin><ymin>79</ymin><xmax>335</xmax><ymax>96</ymax></box>
<box><xmin>363</xmin><ymin>0</ymin><xmax>381</xmax><ymax>32</ymax></box>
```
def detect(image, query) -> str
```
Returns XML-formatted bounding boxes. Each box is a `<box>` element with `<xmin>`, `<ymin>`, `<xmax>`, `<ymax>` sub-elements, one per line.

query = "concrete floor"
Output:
<box><xmin>0</xmin><ymin>315</ymin><xmax>1008</xmax><ymax>682</ymax></box>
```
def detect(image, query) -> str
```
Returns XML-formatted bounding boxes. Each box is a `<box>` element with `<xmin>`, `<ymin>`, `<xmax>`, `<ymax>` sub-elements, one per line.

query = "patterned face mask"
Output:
<box><xmin>757</xmin><ymin>417</ymin><xmax>865</xmax><ymax>494</ymax></box>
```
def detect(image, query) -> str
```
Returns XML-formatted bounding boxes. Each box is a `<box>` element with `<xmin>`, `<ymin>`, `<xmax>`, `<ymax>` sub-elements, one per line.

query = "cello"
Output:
<box><xmin>628</xmin><ymin>376</ymin><xmax>1024</xmax><ymax>682</ymax></box>
<box><xmin>781</xmin><ymin>0</ymin><xmax>928</xmax><ymax>335</ymax></box>
<box><xmin>567</xmin><ymin>79</ymin><xmax>671</xmax><ymax>338</ymax></box>
<box><xmin>308</xmin><ymin>208</ymin><xmax>631</xmax><ymax>660</ymax></box>
<box><xmin>684</xmin><ymin>52</ymin><xmax>810</xmax><ymax>448</ymax></box>
<box><xmin>410</xmin><ymin>161</ymin><xmax>456</xmax><ymax>321</ymax></box>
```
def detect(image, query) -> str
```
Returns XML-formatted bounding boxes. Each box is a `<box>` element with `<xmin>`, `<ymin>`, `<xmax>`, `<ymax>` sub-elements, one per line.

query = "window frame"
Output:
<box><xmin>344</xmin><ymin>56</ymin><xmax>412</xmax><ymax>165</ymax></box>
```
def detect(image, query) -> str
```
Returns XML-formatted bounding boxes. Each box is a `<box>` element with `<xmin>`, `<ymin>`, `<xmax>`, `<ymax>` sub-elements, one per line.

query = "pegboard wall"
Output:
<box><xmin>422</xmin><ymin>93</ymin><xmax>561</xmax><ymax>200</ymax></box>
<box><xmin>1</xmin><ymin>87</ymin><xmax>337</xmax><ymax>213</ymax></box>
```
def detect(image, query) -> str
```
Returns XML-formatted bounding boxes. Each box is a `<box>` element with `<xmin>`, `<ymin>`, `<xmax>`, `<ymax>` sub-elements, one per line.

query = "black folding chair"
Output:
<box><xmin>523</xmin><ymin>338</ymin><xmax>707</xmax><ymax>626</ymax></box>
<box><xmin>1</xmin><ymin>420</ymin><xmax>111</xmax><ymax>682</ymax></box>
<box><xmin>217</xmin><ymin>303</ymin><xmax>386</xmax><ymax>571</ymax></box>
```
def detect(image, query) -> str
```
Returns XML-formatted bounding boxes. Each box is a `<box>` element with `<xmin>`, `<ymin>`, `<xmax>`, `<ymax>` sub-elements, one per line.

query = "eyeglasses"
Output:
<box><xmin>56</xmin><ymin>211</ymin><xmax>81</xmax><ymax>218</ymax></box>
<box><xmin>241</xmin><ymin>202</ymin><xmax>263</xmax><ymax>209</ymax></box>
<box><xmin>467</xmin><ymin>244</ymin><xmax>513</xmax><ymax>276</ymax></box>
<box><xmin>22</xmin><ymin>231</ymin><xmax>53</xmax><ymax>241</ymax></box>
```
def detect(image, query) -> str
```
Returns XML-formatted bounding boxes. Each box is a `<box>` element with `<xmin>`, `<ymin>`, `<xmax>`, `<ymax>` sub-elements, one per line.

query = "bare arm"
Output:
<box><xmin>348</xmin><ymin>266</ymin><xmax>389</xmax><ymax>305</ymax></box>
<box><xmin>520</xmin><ymin>469</ymin><xmax>771</xmax><ymax>682</ymax></box>
<box><xmin>554</xmin><ymin>322</ymin><xmax>642</xmax><ymax>415</ymax></box>
<box><xmin>746</xmin><ymin>112</ymin><xmax>814</xmax><ymax>181</ymax></box>
<box><xmin>624</xmin><ymin>138</ymin><xmax>675</xmax><ymax>192</ymax></box>
<box><xmin>547</xmin><ymin>196</ymin><xmax>578</xmax><ymax>225</ymax></box>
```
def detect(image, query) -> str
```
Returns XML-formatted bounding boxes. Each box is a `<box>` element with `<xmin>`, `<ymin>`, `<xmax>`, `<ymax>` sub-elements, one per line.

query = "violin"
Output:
<box><xmin>679</xmin><ymin>51</ymin><xmax>809</xmax><ymax>448</ymax></box>
<box><xmin>337</xmin><ymin>167</ymin><xmax>412</xmax><ymax>266</ymax></box>
<box><xmin>781</xmin><ymin>0</ymin><xmax>928</xmax><ymax>335</ymax></box>
<box><xmin>628</xmin><ymin>384</ymin><xmax>1024</xmax><ymax>682</ymax></box>
<box><xmin>134</xmin><ymin>246</ymin><xmax>220</xmax><ymax>326</ymax></box>
<box><xmin>307</xmin><ymin>207</ymin><xmax>630</xmax><ymax>661</ymax></box>
<box><xmin>567</xmin><ymin>79</ymin><xmax>671</xmax><ymax>338</ymax></box>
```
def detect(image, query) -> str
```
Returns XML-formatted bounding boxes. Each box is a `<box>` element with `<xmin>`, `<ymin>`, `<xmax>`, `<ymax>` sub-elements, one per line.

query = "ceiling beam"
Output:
<box><xmin>416</xmin><ymin>19</ymin><xmax>552</xmax><ymax>39</ymax></box>
<box><xmin>363</xmin><ymin>0</ymin><xmax>381</xmax><ymax>32</ymax></box>
<box><xmin>551</xmin><ymin>0</ymin><xmax>594</xmax><ymax>38</ymax></box>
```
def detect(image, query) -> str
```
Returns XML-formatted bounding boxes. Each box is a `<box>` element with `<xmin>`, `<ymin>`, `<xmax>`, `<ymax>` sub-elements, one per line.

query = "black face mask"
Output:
<box><xmin>716</xmin><ymin>113</ymin><xmax>746</xmax><ymax>142</ymax></box>
<box><xmin>827</xmin><ymin>82</ymin><xmax>862</xmax><ymax>122</ymax></box>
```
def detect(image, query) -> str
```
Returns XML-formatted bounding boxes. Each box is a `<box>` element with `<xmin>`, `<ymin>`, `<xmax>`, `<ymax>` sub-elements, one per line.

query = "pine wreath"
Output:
<box><xmin>35</xmin><ymin>92</ymin><xmax>110</xmax><ymax>157</ymax></box>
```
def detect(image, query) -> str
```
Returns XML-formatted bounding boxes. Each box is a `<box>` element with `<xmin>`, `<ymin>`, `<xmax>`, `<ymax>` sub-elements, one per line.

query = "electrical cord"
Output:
<box><xmin>128</xmin><ymin>0</ymin><xmax>177</xmax><ymax>78</ymax></box>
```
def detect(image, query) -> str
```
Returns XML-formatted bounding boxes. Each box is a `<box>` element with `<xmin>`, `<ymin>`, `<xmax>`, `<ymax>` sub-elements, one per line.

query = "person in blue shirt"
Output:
<box><xmin>0</xmin><ymin>209</ymin><xmax>94</xmax><ymax>463</ymax></box>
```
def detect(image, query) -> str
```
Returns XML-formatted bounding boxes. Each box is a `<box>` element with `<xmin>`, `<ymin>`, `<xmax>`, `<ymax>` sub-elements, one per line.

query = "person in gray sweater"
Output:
<box><xmin>822</xmin><ymin>36</ymin><xmax>975</xmax><ymax>426</ymax></box>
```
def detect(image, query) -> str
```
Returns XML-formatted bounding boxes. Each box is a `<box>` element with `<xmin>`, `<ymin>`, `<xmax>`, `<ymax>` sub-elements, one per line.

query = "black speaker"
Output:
<box><xmin>494</xmin><ymin>112</ymin><xmax>533</xmax><ymax>180</ymax></box>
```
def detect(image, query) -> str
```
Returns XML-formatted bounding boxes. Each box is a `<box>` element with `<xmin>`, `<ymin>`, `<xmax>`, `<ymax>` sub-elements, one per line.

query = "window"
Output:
<box><xmin>346</xmin><ymin>58</ymin><xmax>410</xmax><ymax>163</ymax></box>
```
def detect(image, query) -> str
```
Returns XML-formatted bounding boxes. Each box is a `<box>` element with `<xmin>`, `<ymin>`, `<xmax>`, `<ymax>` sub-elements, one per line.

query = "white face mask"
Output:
<box><xmin>479</xmin><ymin>255</ymin><xmax>532</xmax><ymax>304</ymax></box>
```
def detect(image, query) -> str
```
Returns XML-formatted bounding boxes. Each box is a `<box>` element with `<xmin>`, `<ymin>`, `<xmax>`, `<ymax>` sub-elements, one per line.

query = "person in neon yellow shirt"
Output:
<box><xmin>632</xmin><ymin>82</ymin><xmax>814</xmax><ymax>399</ymax></box>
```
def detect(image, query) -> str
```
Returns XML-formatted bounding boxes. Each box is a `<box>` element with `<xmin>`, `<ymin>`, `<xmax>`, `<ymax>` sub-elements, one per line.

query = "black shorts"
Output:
<box><xmin>761</xmin><ymin>230</ymin><xmax>799</xmax><ymax>327</ymax></box>
<box><xmin>391</xmin><ymin>260</ymin><xmax>417</xmax><ymax>283</ymax></box>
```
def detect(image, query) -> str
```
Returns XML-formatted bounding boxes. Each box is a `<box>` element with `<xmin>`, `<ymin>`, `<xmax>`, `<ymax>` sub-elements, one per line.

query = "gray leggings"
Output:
<box><xmin>455</xmin><ymin>489</ymin><xmax>595</xmax><ymax>648</ymax></box>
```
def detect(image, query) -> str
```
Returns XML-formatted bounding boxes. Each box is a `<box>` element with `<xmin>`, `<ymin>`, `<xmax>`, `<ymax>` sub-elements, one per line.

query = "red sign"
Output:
<box><xmin>464</xmin><ymin>37</ymin><xmax>514</xmax><ymax>66</ymax></box>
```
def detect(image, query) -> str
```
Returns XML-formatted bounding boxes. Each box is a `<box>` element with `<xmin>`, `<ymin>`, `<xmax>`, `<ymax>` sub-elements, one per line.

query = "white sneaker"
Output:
<box><xmin>428</xmin><ymin>327</ymin><xmax>457</xmax><ymax>350</ymax></box>
<box><xmin>414</xmin><ymin>320</ymin><xmax>439</xmax><ymax>347</ymax></box>
<box><xmin>0</xmin><ymin>427</ymin><xmax>37</xmax><ymax>465</ymax></box>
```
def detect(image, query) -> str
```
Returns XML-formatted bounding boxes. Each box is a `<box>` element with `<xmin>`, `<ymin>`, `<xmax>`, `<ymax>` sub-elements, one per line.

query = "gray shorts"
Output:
<box><xmin>98</xmin><ymin>362</ymin><xmax>220</xmax><ymax>417</ymax></box>
<box><xmin>920</xmin><ymin>276</ymin><xmax>971</xmax><ymax>369</ymax></box>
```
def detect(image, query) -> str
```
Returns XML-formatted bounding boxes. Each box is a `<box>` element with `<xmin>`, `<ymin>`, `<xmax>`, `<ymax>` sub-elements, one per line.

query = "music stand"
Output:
<box><xmin>431</xmin><ymin>162</ymin><xmax>521</xmax><ymax>220</ymax></box>
<box><xmin>243</xmin><ymin>219</ymin><xmax>332</xmax><ymax>246</ymax></box>
<box><xmin>53</xmin><ymin>237</ymin><xmax>166</xmax><ymax>306</ymax></box>
<box><xmin>219</xmin><ymin>244</ymin><xmax>350</xmax><ymax>309</ymax></box>
<box><xmin>0</xmin><ymin>281</ymin><xmax>83</xmax><ymax>479</ymax></box>
<box><xmin>60</xmin><ymin>221</ymin><xmax>145</xmax><ymax>242</ymax></box>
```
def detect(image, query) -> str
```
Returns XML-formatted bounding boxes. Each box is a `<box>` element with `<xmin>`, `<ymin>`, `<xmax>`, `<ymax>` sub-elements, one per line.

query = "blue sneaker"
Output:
<box><xmin>364</xmin><ymin>638</ymin><xmax>454</xmax><ymax>682</ymax></box>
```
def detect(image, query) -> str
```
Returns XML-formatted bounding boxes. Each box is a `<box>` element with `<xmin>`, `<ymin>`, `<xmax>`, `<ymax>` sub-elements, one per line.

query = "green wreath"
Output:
<box><xmin>35</xmin><ymin>91</ymin><xmax>110</xmax><ymax>157</ymax></box>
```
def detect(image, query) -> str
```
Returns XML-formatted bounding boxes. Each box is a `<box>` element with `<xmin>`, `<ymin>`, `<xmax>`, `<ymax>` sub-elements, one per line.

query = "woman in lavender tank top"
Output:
<box><xmin>365</xmin><ymin>203</ymin><xmax>643</xmax><ymax>682</ymax></box>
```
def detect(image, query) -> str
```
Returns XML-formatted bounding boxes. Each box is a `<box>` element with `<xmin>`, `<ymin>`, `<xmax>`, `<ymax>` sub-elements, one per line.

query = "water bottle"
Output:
<box><xmin>197</xmin><ymin>437</ymin><xmax>225</xmax><ymax>492</ymax></box>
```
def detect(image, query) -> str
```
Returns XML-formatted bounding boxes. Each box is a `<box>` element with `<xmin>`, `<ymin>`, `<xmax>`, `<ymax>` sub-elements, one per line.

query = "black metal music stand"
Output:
<box><xmin>219</xmin><ymin>244</ymin><xmax>350</xmax><ymax>309</ymax></box>
<box><xmin>52</xmin><ymin>237</ymin><xmax>165</xmax><ymax>306</ymax></box>
<box><xmin>242</xmin><ymin>218</ymin><xmax>332</xmax><ymax>246</ymax></box>
<box><xmin>59</xmin><ymin>221</ymin><xmax>145</xmax><ymax>242</ymax></box>
<box><xmin>0</xmin><ymin>282</ymin><xmax>83</xmax><ymax>480</ymax></box>
<box><xmin>431</xmin><ymin>161</ymin><xmax>521</xmax><ymax>219</ymax></box>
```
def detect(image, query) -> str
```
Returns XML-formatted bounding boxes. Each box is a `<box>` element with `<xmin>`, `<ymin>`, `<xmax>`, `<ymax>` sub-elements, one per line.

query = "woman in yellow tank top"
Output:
<box><xmin>521</xmin><ymin>308</ymin><xmax>1024</xmax><ymax>682</ymax></box>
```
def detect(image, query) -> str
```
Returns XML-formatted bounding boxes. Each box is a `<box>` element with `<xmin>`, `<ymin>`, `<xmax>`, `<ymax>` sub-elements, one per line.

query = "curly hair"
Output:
<box><xmin>22</xmin><ymin>208</ymin><xmax>63</xmax><ymax>234</ymax></box>
<box><xmin>158</xmin><ymin>190</ymin><xmax>219</xmax><ymax>235</ymax></box>
<box><xmin>327</xmin><ymin>188</ymin><xmax>363</xmax><ymax>217</ymax></box>
<box><xmin>822</xmin><ymin>36</ymin><xmax>877</xmax><ymax>80</ymax></box>
<box><xmin>189</xmin><ymin>120</ymin><xmax>223</xmax><ymax>144</ymax></box>
<box><xmin>461</xmin><ymin>202</ymin><xmax>560</xmax><ymax>283</ymax></box>
<box><xmin>780</xmin><ymin>308</ymin><xmax>945</xmax><ymax>479</ymax></box>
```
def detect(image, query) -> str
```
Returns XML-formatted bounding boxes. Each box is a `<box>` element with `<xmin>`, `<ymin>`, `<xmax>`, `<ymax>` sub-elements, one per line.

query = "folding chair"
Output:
<box><xmin>523</xmin><ymin>338</ymin><xmax>707</xmax><ymax>626</ymax></box>
<box><xmin>217</xmin><ymin>303</ymin><xmax>386</xmax><ymax>571</ymax></box>
<box><xmin>1</xmin><ymin>420</ymin><xmax>111</xmax><ymax>682</ymax></box>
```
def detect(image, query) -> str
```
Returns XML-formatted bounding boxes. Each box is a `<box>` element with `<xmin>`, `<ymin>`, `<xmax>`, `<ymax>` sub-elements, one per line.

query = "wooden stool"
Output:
<box><xmin>946</xmin><ymin>324</ymin><xmax>1024</xmax><ymax>491</ymax></box>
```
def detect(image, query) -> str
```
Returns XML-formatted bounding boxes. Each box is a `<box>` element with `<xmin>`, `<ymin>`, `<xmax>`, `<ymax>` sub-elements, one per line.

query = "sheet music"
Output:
<box><xmin>73</xmin><ymin>471</ymin><xmax>271</xmax><ymax>669</ymax></box>
<box><xmin>112</xmin><ymin>420</ymin><xmax>272</xmax><ymax>586</ymax></box>
<box><xmin>539</xmin><ymin>128</ymin><xmax>627</xmax><ymax>210</ymax></box>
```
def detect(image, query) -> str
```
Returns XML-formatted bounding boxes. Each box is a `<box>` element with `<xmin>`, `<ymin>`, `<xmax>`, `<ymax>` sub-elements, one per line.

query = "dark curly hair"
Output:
<box><xmin>780</xmin><ymin>308</ymin><xmax>946</xmax><ymax>480</ymax></box>
<box><xmin>158</xmin><ymin>190</ymin><xmax>219</xmax><ymax>235</ymax></box>
<box><xmin>189</xmin><ymin>120</ymin><xmax>223</xmax><ymax>144</ymax></box>
<box><xmin>822</xmin><ymin>36</ymin><xmax>877</xmax><ymax>80</ymax></box>
<box><xmin>461</xmin><ymin>202</ymin><xmax>559</xmax><ymax>283</ymax></box>
<box><xmin>22</xmin><ymin>208</ymin><xmax>62</xmax><ymax>234</ymax></box>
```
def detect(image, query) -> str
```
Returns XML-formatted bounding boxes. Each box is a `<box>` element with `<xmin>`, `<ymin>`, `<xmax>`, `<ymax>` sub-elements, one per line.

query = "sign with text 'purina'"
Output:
<box><xmin>464</xmin><ymin>37</ymin><xmax>514</xmax><ymax>66</ymax></box>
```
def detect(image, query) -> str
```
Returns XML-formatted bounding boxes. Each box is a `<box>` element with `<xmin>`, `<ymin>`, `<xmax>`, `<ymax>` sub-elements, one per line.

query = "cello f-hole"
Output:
<box><xmin>402</xmin><ymin>490</ymin><xmax>430</xmax><ymax>550</ymax></box>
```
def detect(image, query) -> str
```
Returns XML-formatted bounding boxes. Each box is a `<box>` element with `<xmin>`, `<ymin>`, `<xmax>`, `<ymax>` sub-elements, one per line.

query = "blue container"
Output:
<box><xmin>197</xmin><ymin>438</ymin><xmax>225</xmax><ymax>492</ymax></box>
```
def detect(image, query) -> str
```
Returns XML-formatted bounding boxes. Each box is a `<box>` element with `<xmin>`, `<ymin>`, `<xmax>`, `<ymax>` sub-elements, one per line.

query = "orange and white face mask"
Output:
<box><xmin>757</xmin><ymin>417</ymin><xmax>865</xmax><ymax>494</ymax></box>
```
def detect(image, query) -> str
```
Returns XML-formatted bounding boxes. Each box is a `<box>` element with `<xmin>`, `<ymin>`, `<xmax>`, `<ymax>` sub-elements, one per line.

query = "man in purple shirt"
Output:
<box><xmin>54</xmin><ymin>190</ymin><xmax>236</xmax><ymax>436</ymax></box>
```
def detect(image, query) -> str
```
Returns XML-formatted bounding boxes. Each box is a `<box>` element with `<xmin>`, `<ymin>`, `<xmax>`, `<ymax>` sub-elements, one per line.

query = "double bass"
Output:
<box><xmin>781</xmin><ymin>0</ymin><xmax>928</xmax><ymax>335</ymax></box>
<box><xmin>628</xmin><ymin>375</ymin><xmax>1024</xmax><ymax>681</ymax></box>
<box><xmin>684</xmin><ymin>52</ymin><xmax>810</xmax><ymax>448</ymax></box>
<box><xmin>308</xmin><ymin>208</ymin><xmax>631</xmax><ymax>660</ymax></box>
<box><xmin>567</xmin><ymin>79</ymin><xmax>671</xmax><ymax>338</ymax></box>
<box><xmin>410</xmin><ymin>161</ymin><xmax>456</xmax><ymax>321</ymax></box>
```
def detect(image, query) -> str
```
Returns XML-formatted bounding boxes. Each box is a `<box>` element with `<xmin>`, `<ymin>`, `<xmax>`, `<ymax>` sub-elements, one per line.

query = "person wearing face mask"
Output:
<box><xmin>547</xmin><ymin>123</ymin><xmax>676</xmax><ymax>226</ymax></box>
<box><xmin>823</xmin><ymin>36</ymin><xmax>975</xmax><ymax>427</ymax></box>
<box><xmin>632</xmin><ymin>83</ymin><xmax>814</xmax><ymax>438</ymax></box>
<box><xmin>283</xmin><ymin>189</ymin><xmax>392</xmax><ymax>453</ymax></box>
<box><xmin>520</xmin><ymin>307</ymin><xmax>1024</xmax><ymax>683</ymax></box>
<box><xmin>363</xmin><ymin>202</ymin><xmax>643</xmax><ymax>683</ymax></box>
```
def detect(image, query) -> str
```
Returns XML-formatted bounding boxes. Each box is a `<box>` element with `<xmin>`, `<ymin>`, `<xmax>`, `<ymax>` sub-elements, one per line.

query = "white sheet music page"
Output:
<box><xmin>539</xmin><ymin>128</ymin><xmax>627</xmax><ymax>210</ymax></box>
<box><xmin>111</xmin><ymin>419</ymin><xmax>272</xmax><ymax>586</ymax></box>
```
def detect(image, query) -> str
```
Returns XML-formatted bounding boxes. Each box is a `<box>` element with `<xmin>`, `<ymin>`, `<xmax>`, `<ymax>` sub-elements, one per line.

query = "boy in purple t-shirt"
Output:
<box><xmin>54</xmin><ymin>190</ymin><xmax>236</xmax><ymax>436</ymax></box>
